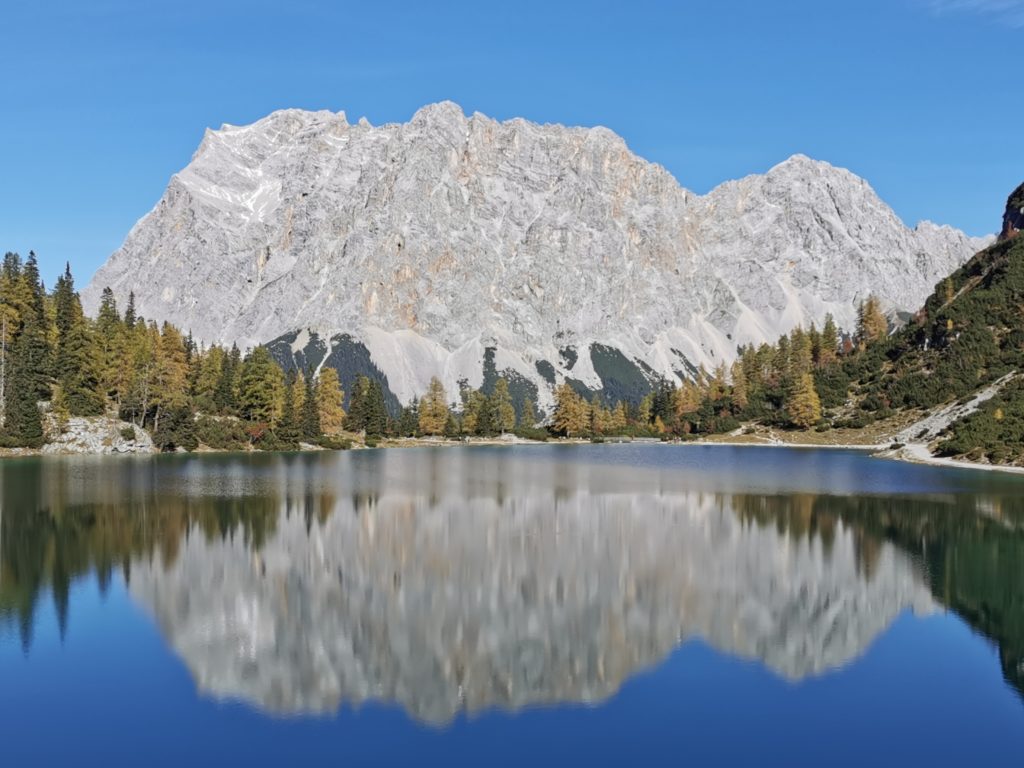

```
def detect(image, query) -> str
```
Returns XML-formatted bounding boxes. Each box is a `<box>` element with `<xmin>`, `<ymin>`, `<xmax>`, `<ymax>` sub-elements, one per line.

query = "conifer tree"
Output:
<box><xmin>59</xmin><ymin>320</ymin><xmax>104</xmax><ymax>416</ymax></box>
<box><xmin>553</xmin><ymin>382</ymin><xmax>589</xmax><ymax>436</ymax></box>
<box><xmin>123</xmin><ymin>291</ymin><xmax>136</xmax><ymax>329</ymax></box>
<box><xmin>95</xmin><ymin>287</ymin><xmax>125</xmax><ymax>402</ymax></box>
<box><xmin>786</xmin><ymin>373</ymin><xmax>822</xmax><ymax>428</ymax></box>
<box><xmin>730</xmin><ymin>360</ymin><xmax>749</xmax><ymax>411</ymax></box>
<box><xmin>214</xmin><ymin>344</ymin><xmax>240</xmax><ymax>414</ymax></box>
<box><xmin>398</xmin><ymin>398</ymin><xmax>419</xmax><ymax>436</ymax></box>
<box><xmin>610</xmin><ymin>401</ymin><xmax>628</xmax><ymax>432</ymax></box>
<box><xmin>193</xmin><ymin>345</ymin><xmax>224</xmax><ymax>413</ymax></box>
<box><xmin>237</xmin><ymin>346</ymin><xmax>284</xmax><ymax>425</ymax></box>
<box><xmin>460</xmin><ymin>384</ymin><xmax>485</xmax><ymax>435</ymax></box>
<box><xmin>519</xmin><ymin>397</ymin><xmax>537</xmax><ymax>429</ymax></box>
<box><xmin>819</xmin><ymin>314</ymin><xmax>839</xmax><ymax>365</ymax></box>
<box><xmin>590</xmin><ymin>395</ymin><xmax>610</xmax><ymax>435</ymax></box>
<box><xmin>18</xmin><ymin>252</ymin><xmax>52</xmax><ymax>400</ymax></box>
<box><xmin>2</xmin><ymin>332</ymin><xmax>44</xmax><ymax>446</ymax></box>
<box><xmin>489</xmin><ymin>378</ymin><xmax>516</xmax><ymax>433</ymax></box>
<box><xmin>300</xmin><ymin>370</ymin><xmax>320</xmax><ymax>439</ymax></box>
<box><xmin>277</xmin><ymin>370</ymin><xmax>300</xmax><ymax>443</ymax></box>
<box><xmin>153</xmin><ymin>322</ymin><xmax>190</xmax><ymax>432</ymax></box>
<box><xmin>419</xmin><ymin>376</ymin><xmax>449</xmax><ymax>435</ymax></box>
<box><xmin>347</xmin><ymin>375</ymin><xmax>371</xmax><ymax>432</ymax></box>
<box><xmin>315</xmin><ymin>367</ymin><xmax>345</xmax><ymax>434</ymax></box>
<box><xmin>857</xmin><ymin>295</ymin><xmax>888</xmax><ymax>346</ymax></box>
<box><xmin>364</xmin><ymin>379</ymin><xmax>388</xmax><ymax>437</ymax></box>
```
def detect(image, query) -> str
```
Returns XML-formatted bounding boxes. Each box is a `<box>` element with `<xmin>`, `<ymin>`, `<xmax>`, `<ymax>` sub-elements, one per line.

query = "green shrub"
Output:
<box><xmin>119</xmin><ymin>426</ymin><xmax>136</xmax><ymax>442</ymax></box>
<box><xmin>195</xmin><ymin>416</ymin><xmax>249</xmax><ymax>450</ymax></box>
<box><xmin>317</xmin><ymin>435</ymin><xmax>352</xmax><ymax>450</ymax></box>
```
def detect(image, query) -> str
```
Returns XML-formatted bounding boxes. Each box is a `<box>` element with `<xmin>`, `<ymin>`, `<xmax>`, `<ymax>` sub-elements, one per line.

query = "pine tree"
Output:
<box><xmin>2</xmin><ymin>332</ymin><xmax>44</xmax><ymax>446</ymax></box>
<box><xmin>315</xmin><ymin>367</ymin><xmax>345</xmax><ymax>434</ymax></box>
<box><xmin>488</xmin><ymin>378</ymin><xmax>516</xmax><ymax>433</ymax></box>
<box><xmin>730</xmin><ymin>360</ymin><xmax>749</xmax><ymax>411</ymax></box>
<box><xmin>589</xmin><ymin>395</ymin><xmax>609</xmax><ymax>435</ymax></box>
<box><xmin>49</xmin><ymin>265</ymin><xmax>104</xmax><ymax>416</ymax></box>
<box><xmin>193</xmin><ymin>345</ymin><xmax>224</xmax><ymax>413</ymax></box>
<box><xmin>95</xmin><ymin>287</ymin><xmax>124</xmax><ymax>402</ymax></box>
<box><xmin>553</xmin><ymin>382</ymin><xmax>589</xmax><ymax>436</ymax></box>
<box><xmin>347</xmin><ymin>375</ymin><xmax>371</xmax><ymax>432</ymax></box>
<box><xmin>277</xmin><ymin>370</ymin><xmax>300</xmax><ymax>444</ymax></box>
<box><xmin>857</xmin><ymin>295</ymin><xmax>888</xmax><ymax>346</ymax></box>
<box><xmin>398</xmin><ymin>398</ymin><xmax>420</xmax><ymax>437</ymax></box>
<box><xmin>18</xmin><ymin>252</ymin><xmax>52</xmax><ymax>400</ymax></box>
<box><xmin>123</xmin><ymin>291</ymin><xmax>137</xmax><ymax>329</ymax></box>
<box><xmin>237</xmin><ymin>346</ymin><xmax>284</xmax><ymax>425</ymax></box>
<box><xmin>819</xmin><ymin>314</ymin><xmax>839</xmax><ymax>365</ymax></box>
<box><xmin>786</xmin><ymin>373</ymin><xmax>822</xmax><ymax>429</ymax></box>
<box><xmin>153</xmin><ymin>322</ymin><xmax>190</xmax><ymax>432</ymax></box>
<box><xmin>790</xmin><ymin>326</ymin><xmax>813</xmax><ymax>378</ymax></box>
<box><xmin>214</xmin><ymin>344</ymin><xmax>240</xmax><ymax>414</ymax></box>
<box><xmin>460</xmin><ymin>384</ymin><xmax>485</xmax><ymax>435</ymax></box>
<box><xmin>300</xmin><ymin>370</ymin><xmax>320</xmax><ymax>439</ymax></box>
<box><xmin>519</xmin><ymin>397</ymin><xmax>537</xmax><ymax>429</ymax></box>
<box><xmin>610</xmin><ymin>401</ymin><xmax>628</xmax><ymax>432</ymax></box>
<box><xmin>418</xmin><ymin>376</ymin><xmax>449</xmax><ymax>435</ymax></box>
<box><xmin>364</xmin><ymin>379</ymin><xmax>388</xmax><ymax>437</ymax></box>
<box><xmin>59</xmin><ymin>321</ymin><xmax>104</xmax><ymax>416</ymax></box>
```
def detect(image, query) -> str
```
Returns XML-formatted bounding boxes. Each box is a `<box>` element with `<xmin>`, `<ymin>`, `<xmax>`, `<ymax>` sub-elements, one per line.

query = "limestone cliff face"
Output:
<box><xmin>129</xmin><ymin>464</ymin><xmax>933</xmax><ymax>724</ymax></box>
<box><xmin>82</xmin><ymin>102</ymin><xmax>989</xmax><ymax>406</ymax></box>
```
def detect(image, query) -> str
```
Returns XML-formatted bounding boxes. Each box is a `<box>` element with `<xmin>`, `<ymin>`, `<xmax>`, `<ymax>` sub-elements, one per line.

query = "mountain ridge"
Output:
<box><xmin>82</xmin><ymin>102</ymin><xmax>990</xmax><ymax>408</ymax></box>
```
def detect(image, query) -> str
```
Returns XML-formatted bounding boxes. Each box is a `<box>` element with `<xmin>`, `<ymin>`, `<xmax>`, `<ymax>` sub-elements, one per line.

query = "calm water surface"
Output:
<box><xmin>1</xmin><ymin>445</ymin><xmax>1023</xmax><ymax>765</ymax></box>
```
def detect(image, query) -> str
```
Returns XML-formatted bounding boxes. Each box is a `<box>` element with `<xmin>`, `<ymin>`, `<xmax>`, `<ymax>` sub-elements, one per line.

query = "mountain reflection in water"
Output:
<box><xmin>1</xmin><ymin>446</ymin><xmax>1022</xmax><ymax>724</ymax></box>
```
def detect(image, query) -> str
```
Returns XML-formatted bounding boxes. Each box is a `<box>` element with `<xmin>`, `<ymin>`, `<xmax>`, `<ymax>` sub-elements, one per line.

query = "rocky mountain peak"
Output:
<box><xmin>82</xmin><ymin>102</ymin><xmax>990</xmax><ymax>409</ymax></box>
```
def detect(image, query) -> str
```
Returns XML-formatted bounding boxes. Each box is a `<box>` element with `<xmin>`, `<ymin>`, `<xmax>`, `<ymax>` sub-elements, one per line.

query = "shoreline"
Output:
<box><xmin>5</xmin><ymin>433</ymin><xmax>1024</xmax><ymax>477</ymax></box>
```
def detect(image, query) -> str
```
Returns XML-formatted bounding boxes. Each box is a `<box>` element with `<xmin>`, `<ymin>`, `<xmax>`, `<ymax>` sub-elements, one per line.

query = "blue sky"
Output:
<box><xmin>2</xmin><ymin>0</ymin><xmax>1021</xmax><ymax>285</ymax></box>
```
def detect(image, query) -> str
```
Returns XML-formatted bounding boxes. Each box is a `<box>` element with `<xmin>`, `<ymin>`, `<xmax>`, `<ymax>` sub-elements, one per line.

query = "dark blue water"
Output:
<box><xmin>1</xmin><ymin>445</ymin><xmax>1022</xmax><ymax>766</ymax></box>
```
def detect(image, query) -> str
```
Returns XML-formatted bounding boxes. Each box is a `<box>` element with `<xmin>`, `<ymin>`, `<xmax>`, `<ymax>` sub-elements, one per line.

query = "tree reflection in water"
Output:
<box><xmin>1</xmin><ymin>449</ymin><xmax>1022</xmax><ymax>721</ymax></box>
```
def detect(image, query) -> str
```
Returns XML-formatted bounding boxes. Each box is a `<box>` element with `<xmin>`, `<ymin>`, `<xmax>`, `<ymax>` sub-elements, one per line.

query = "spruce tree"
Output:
<box><xmin>214</xmin><ymin>344</ymin><xmax>240</xmax><ymax>414</ymax></box>
<box><xmin>19</xmin><ymin>252</ymin><xmax>52</xmax><ymax>400</ymax></box>
<box><xmin>364</xmin><ymin>379</ymin><xmax>388</xmax><ymax>437</ymax></box>
<box><xmin>489</xmin><ymin>378</ymin><xmax>516</xmax><ymax>433</ymax></box>
<box><xmin>277</xmin><ymin>370</ymin><xmax>299</xmax><ymax>443</ymax></box>
<box><xmin>3</xmin><ymin>333</ymin><xmax>44</xmax><ymax>446</ymax></box>
<box><xmin>553</xmin><ymin>382</ymin><xmax>589</xmax><ymax>436</ymax></box>
<box><xmin>820</xmin><ymin>314</ymin><xmax>839</xmax><ymax>365</ymax></box>
<box><xmin>95</xmin><ymin>287</ymin><xmax>123</xmax><ymax>401</ymax></box>
<box><xmin>418</xmin><ymin>376</ymin><xmax>449</xmax><ymax>435</ymax></box>
<box><xmin>399</xmin><ymin>398</ymin><xmax>420</xmax><ymax>437</ymax></box>
<box><xmin>519</xmin><ymin>397</ymin><xmax>537</xmax><ymax>429</ymax></box>
<box><xmin>59</xmin><ymin>321</ymin><xmax>104</xmax><ymax>416</ymax></box>
<box><xmin>123</xmin><ymin>291</ymin><xmax>137</xmax><ymax>329</ymax></box>
<box><xmin>347</xmin><ymin>375</ymin><xmax>371</xmax><ymax>432</ymax></box>
<box><xmin>315</xmin><ymin>367</ymin><xmax>345</xmax><ymax>434</ymax></box>
<box><xmin>786</xmin><ymin>373</ymin><xmax>822</xmax><ymax>429</ymax></box>
<box><xmin>237</xmin><ymin>346</ymin><xmax>284</xmax><ymax>425</ymax></box>
<box><xmin>300</xmin><ymin>370</ymin><xmax>320</xmax><ymax>439</ymax></box>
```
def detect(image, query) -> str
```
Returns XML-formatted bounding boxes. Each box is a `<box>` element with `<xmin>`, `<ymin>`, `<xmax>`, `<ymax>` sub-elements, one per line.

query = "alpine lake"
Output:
<box><xmin>1</xmin><ymin>444</ymin><xmax>1022</xmax><ymax>765</ymax></box>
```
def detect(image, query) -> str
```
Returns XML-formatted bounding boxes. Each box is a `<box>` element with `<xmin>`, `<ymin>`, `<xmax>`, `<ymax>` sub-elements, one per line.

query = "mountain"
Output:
<box><xmin>82</xmin><ymin>102</ymin><xmax>989</xmax><ymax>409</ymax></box>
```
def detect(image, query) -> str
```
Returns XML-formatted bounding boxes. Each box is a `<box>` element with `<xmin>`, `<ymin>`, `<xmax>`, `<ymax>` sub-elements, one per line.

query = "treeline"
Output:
<box><xmin>549</xmin><ymin>300</ymin><xmax>889</xmax><ymax>439</ymax></box>
<box><xmin>0</xmin><ymin>253</ymin><xmax>346</xmax><ymax>450</ymax></box>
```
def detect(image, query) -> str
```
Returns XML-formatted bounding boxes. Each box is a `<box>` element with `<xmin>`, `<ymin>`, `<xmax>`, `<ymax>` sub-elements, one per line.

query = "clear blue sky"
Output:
<box><xmin>2</xmin><ymin>0</ymin><xmax>1022</xmax><ymax>285</ymax></box>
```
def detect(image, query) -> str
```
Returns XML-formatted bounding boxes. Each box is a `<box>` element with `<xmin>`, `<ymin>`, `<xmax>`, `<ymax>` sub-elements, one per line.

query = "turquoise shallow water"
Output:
<box><xmin>1</xmin><ymin>445</ymin><xmax>1022</xmax><ymax>766</ymax></box>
